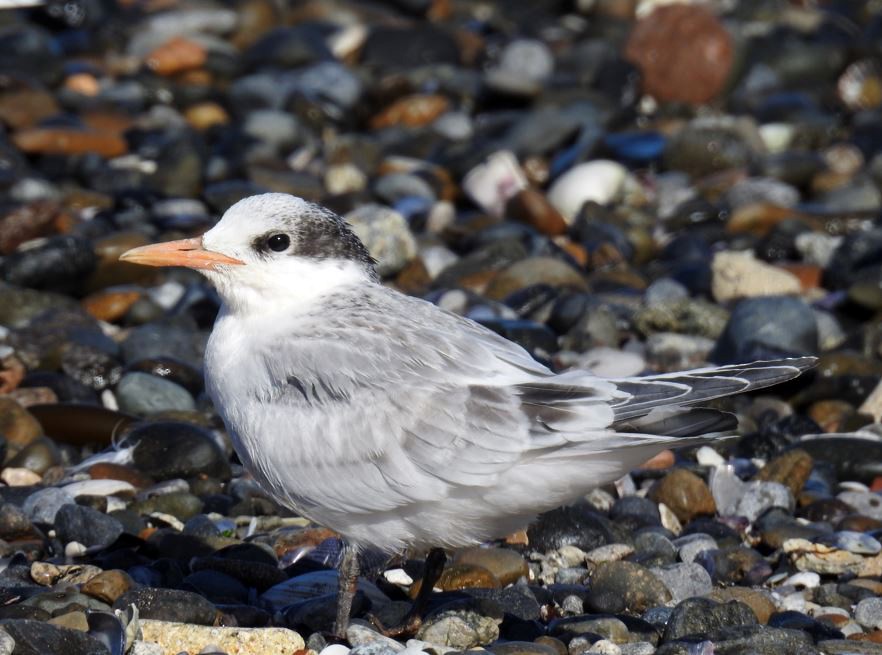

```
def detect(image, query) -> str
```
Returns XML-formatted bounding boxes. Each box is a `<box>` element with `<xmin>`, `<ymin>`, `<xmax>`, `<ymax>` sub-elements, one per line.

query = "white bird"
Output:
<box><xmin>120</xmin><ymin>193</ymin><xmax>814</xmax><ymax>636</ymax></box>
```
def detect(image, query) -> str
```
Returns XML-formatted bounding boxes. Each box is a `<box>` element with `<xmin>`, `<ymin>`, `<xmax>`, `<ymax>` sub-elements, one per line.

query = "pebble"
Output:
<box><xmin>711</xmin><ymin>251</ymin><xmax>802</xmax><ymax>303</ymax></box>
<box><xmin>139</xmin><ymin>619</ymin><xmax>304</xmax><ymax>654</ymax></box>
<box><xmin>416</xmin><ymin>609</ymin><xmax>501</xmax><ymax>650</ymax></box>
<box><xmin>624</xmin><ymin>4</ymin><xmax>732</xmax><ymax>105</ymax></box>
<box><xmin>586</xmin><ymin>561</ymin><xmax>671</xmax><ymax>614</ymax></box>
<box><xmin>649</xmin><ymin>469</ymin><xmax>716</xmax><ymax>523</ymax></box>
<box><xmin>115</xmin><ymin>372</ymin><xmax>196</xmax><ymax>415</ymax></box>
<box><xmin>54</xmin><ymin>504</ymin><xmax>123</xmax><ymax>549</ymax></box>
<box><xmin>547</xmin><ymin>161</ymin><xmax>627</xmax><ymax>222</ymax></box>
<box><xmin>651</xmin><ymin>562</ymin><xmax>713</xmax><ymax>602</ymax></box>
<box><xmin>113</xmin><ymin>588</ymin><xmax>219</xmax><ymax>625</ymax></box>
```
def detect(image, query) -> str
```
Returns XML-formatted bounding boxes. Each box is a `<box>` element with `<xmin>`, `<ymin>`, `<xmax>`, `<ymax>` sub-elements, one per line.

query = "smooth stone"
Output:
<box><xmin>6</xmin><ymin>436</ymin><xmax>61</xmax><ymax>474</ymax></box>
<box><xmin>30</xmin><ymin>562</ymin><xmax>101</xmax><ymax>587</ymax></box>
<box><xmin>21</xmin><ymin>487</ymin><xmax>74</xmax><ymax>524</ymax></box>
<box><xmin>55</xmin><ymin>504</ymin><xmax>123</xmax><ymax>549</ymax></box>
<box><xmin>624</xmin><ymin>4</ymin><xmax>732</xmax><ymax>105</ymax></box>
<box><xmin>633</xmin><ymin>299</ymin><xmax>729</xmax><ymax>339</ymax></box>
<box><xmin>650</xmin><ymin>563</ymin><xmax>713</xmax><ymax>602</ymax></box>
<box><xmin>416</xmin><ymin>608</ymin><xmax>501</xmax><ymax>650</ymax></box>
<box><xmin>548</xmin><ymin>160</ymin><xmax>627</xmax><ymax>222</ymax></box>
<box><xmin>586</xmin><ymin>561</ymin><xmax>671</xmax><ymax>614</ymax></box>
<box><xmin>754</xmin><ymin>449</ymin><xmax>813</xmax><ymax>496</ymax></box>
<box><xmin>707</xmin><ymin>587</ymin><xmax>776</xmax><ymax>624</ymax></box>
<box><xmin>814</xmin><ymin>531</ymin><xmax>882</xmax><ymax>555</ymax></box>
<box><xmin>673</xmin><ymin>534</ymin><xmax>718</xmax><ymax>564</ymax></box>
<box><xmin>345</xmin><ymin>204</ymin><xmax>417</xmax><ymax>277</ymax></box>
<box><xmin>649</xmin><ymin>469</ymin><xmax>716</xmax><ymax>523</ymax></box>
<box><xmin>490</xmin><ymin>642</ymin><xmax>558</xmax><ymax>655</ymax></box>
<box><xmin>120</xmin><ymin>323</ymin><xmax>203</xmax><ymax>369</ymax></box>
<box><xmin>139</xmin><ymin>619</ymin><xmax>304</xmax><ymax>654</ymax></box>
<box><xmin>549</xmin><ymin>615</ymin><xmax>629</xmax><ymax>643</ymax></box>
<box><xmin>126</xmin><ymin>421</ymin><xmax>231</xmax><ymax>482</ymax></box>
<box><xmin>0</xmin><ymin>235</ymin><xmax>97</xmax><ymax>292</ymax></box>
<box><xmin>711</xmin><ymin>296</ymin><xmax>818</xmax><ymax>364</ymax></box>
<box><xmin>0</xmin><ymin>628</ymin><xmax>11</xmax><ymax>655</ymax></box>
<box><xmin>0</xmin><ymin>398</ymin><xmax>41</xmax><ymax>448</ymax></box>
<box><xmin>133</xmin><ymin>492</ymin><xmax>204</xmax><ymax>521</ymax></box>
<box><xmin>711</xmin><ymin>251</ymin><xmax>801</xmax><ymax>303</ymax></box>
<box><xmin>113</xmin><ymin>588</ymin><xmax>218</xmax><ymax>625</ymax></box>
<box><xmin>82</xmin><ymin>570</ymin><xmax>136</xmax><ymax>604</ymax></box>
<box><xmin>115</xmin><ymin>372</ymin><xmax>195</xmax><ymax>415</ymax></box>
<box><xmin>0</xmin><ymin>504</ymin><xmax>32</xmax><ymax>540</ymax></box>
<box><xmin>527</xmin><ymin>506</ymin><xmax>616</xmax><ymax>552</ymax></box>
<box><xmin>454</xmin><ymin>548</ymin><xmax>529</xmax><ymax>586</ymax></box>
<box><xmin>664</xmin><ymin>121</ymin><xmax>755</xmax><ymax>178</ymax></box>
<box><xmin>645</xmin><ymin>332</ymin><xmax>715</xmax><ymax>372</ymax></box>
<box><xmin>0</xmin><ymin>619</ymin><xmax>107</xmax><ymax>655</ymax></box>
<box><xmin>732</xmin><ymin>481</ymin><xmax>794</xmax><ymax>521</ymax></box>
<box><xmin>663</xmin><ymin>597</ymin><xmax>757</xmax><ymax>641</ymax></box>
<box><xmin>610</xmin><ymin>496</ymin><xmax>661</xmax><ymax>528</ymax></box>
<box><xmin>484</xmin><ymin>257</ymin><xmax>587</xmax><ymax>301</ymax></box>
<box><xmin>855</xmin><ymin>597</ymin><xmax>882</xmax><ymax>631</ymax></box>
<box><xmin>346</xmin><ymin>623</ymin><xmax>404</xmax><ymax>653</ymax></box>
<box><xmin>819</xmin><ymin>640</ymin><xmax>882</xmax><ymax>655</ymax></box>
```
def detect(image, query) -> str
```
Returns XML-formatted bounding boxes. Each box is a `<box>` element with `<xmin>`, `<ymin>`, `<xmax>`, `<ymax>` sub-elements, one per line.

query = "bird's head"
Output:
<box><xmin>120</xmin><ymin>193</ymin><xmax>379</xmax><ymax>314</ymax></box>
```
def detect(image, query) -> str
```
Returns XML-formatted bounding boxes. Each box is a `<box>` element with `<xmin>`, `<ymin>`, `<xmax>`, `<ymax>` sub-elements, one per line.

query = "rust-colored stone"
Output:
<box><xmin>65</xmin><ymin>73</ymin><xmax>101</xmax><ymax>96</ymax></box>
<box><xmin>506</xmin><ymin>188</ymin><xmax>568</xmax><ymax>236</ymax></box>
<box><xmin>145</xmin><ymin>36</ymin><xmax>207</xmax><ymax>76</ymax></box>
<box><xmin>370</xmin><ymin>94</ymin><xmax>450</xmax><ymax>129</ymax></box>
<box><xmin>82</xmin><ymin>290</ymin><xmax>143</xmax><ymax>322</ymax></box>
<box><xmin>12</xmin><ymin>127</ymin><xmax>127</xmax><ymax>157</ymax></box>
<box><xmin>649</xmin><ymin>468</ymin><xmax>716</xmax><ymax>523</ymax></box>
<box><xmin>88</xmin><ymin>462</ymin><xmax>154</xmax><ymax>489</ymax></box>
<box><xmin>625</xmin><ymin>4</ymin><xmax>733</xmax><ymax>105</ymax></box>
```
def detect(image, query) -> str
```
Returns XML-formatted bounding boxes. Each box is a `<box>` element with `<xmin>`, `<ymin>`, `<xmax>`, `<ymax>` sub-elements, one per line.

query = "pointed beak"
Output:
<box><xmin>119</xmin><ymin>237</ymin><xmax>245</xmax><ymax>270</ymax></box>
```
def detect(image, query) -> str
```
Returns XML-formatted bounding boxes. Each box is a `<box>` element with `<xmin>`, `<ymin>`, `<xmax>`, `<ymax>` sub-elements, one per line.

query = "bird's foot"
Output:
<box><xmin>367</xmin><ymin>611</ymin><xmax>423</xmax><ymax>639</ymax></box>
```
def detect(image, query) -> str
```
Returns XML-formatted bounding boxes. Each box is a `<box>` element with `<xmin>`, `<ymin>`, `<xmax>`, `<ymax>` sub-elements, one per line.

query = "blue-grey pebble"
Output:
<box><xmin>22</xmin><ymin>487</ymin><xmax>75</xmax><ymax>525</ymax></box>
<box><xmin>115</xmin><ymin>372</ymin><xmax>196</xmax><ymax>415</ymax></box>
<box><xmin>651</xmin><ymin>562</ymin><xmax>713</xmax><ymax>602</ymax></box>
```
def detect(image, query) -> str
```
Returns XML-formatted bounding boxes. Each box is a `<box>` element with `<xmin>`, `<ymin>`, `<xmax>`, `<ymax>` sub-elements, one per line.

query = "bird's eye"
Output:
<box><xmin>266</xmin><ymin>234</ymin><xmax>290</xmax><ymax>252</ymax></box>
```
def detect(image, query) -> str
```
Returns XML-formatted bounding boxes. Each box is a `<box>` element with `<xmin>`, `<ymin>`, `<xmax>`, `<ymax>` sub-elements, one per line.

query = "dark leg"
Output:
<box><xmin>334</xmin><ymin>544</ymin><xmax>360</xmax><ymax>639</ymax></box>
<box><xmin>372</xmin><ymin>547</ymin><xmax>447</xmax><ymax>638</ymax></box>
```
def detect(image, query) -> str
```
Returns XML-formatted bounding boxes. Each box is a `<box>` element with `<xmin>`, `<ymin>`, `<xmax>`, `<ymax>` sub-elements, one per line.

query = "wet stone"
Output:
<box><xmin>113</xmin><ymin>587</ymin><xmax>218</xmax><ymax>625</ymax></box>
<box><xmin>663</xmin><ymin>597</ymin><xmax>757</xmax><ymax>642</ymax></box>
<box><xmin>20</xmin><ymin>487</ymin><xmax>74</xmax><ymax>524</ymax></box>
<box><xmin>649</xmin><ymin>469</ymin><xmax>716</xmax><ymax>523</ymax></box>
<box><xmin>0</xmin><ymin>619</ymin><xmax>108</xmax><ymax>655</ymax></box>
<box><xmin>126</xmin><ymin>421</ymin><xmax>231</xmax><ymax>481</ymax></box>
<box><xmin>650</xmin><ymin>563</ymin><xmax>713</xmax><ymax>602</ymax></box>
<box><xmin>416</xmin><ymin>607</ymin><xmax>502</xmax><ymax>650</ymax></box>
<box><xmin>454</xmin><ymin>547</ymin><xmax>529</xmax><ymax>586</ymax></box>
<box><xmin>586</xmin><ymin>561</ymin><xmax>671</xmax><ymax>614</ymax></box>
<box><xmin>116</xmin><ymin>372</ymin><xmax>196</xmax><ymax>415</ymax></box>
<box><xmin>55</xmin><ymin>504</ymin><xmax>123</xmax><ymax>549</ymax></box>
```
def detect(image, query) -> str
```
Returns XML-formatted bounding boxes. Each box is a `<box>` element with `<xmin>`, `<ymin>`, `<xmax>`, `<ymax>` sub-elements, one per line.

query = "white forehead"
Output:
<box><xmin>205</xmin><ymin>193</ymin><xmax>310</xmax><ymax>245</ymax></box>
<box><xmin>221</xmin><ymin>193</ymin><xmax>311</xmax><ymax>226</ymax></box>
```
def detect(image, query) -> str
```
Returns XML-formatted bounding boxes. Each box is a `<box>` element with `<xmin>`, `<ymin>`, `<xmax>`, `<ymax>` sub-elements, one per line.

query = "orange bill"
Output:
<box><xmin>119</xmin><ymin>237</ymin><xmax>245</xmax><ymax>270</ymax></box>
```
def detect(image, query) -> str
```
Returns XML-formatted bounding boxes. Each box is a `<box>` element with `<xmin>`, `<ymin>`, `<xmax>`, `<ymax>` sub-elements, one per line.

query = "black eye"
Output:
<box><xmin>266</xmin><ymin>234</ymin><xmax>290</xmax><ymax>252</ymax></box>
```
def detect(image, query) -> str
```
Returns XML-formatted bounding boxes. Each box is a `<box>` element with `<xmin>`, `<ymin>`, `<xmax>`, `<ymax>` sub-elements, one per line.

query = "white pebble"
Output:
<box><xmin>65</xmin><ymin>541</ymin><xmax>88</xmax><ymax>558</ymax></box>
<box><xmin>383</xmin><ymin>568</ymin><xmax>414</xmax><ymax>586</ymax></box>
<box><xmin>319</xmin><ymin>645</ymin><xmax>351</xmax><ymax>655</ymax></box>
<box><xmin>782</xmin><ymin>571</ymin><xmax>820</xmax><ymax>589</ymax></box>
<box><xmin>548</xmin><ymin>160</ymin><xmax>627</xmax><ymax>221</ymax></box>
<box><xmin>696</xmin><ymin>446</ymin><xmax>726</xmax><ymax>467</ymax></box>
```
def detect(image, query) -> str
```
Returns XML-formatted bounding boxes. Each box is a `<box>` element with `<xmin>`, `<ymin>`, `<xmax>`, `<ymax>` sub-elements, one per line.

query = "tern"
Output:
<box><xmin>120</xmin><ymin>193</ymin><xmax>814</xmax><ymax>637</ymax></box>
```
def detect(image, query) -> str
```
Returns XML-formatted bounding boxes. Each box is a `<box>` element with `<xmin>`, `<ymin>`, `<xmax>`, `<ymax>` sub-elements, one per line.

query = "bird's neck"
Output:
<box><xmin>207</xmin><ymin>258</ymin><xmax>377</xmax><ymax>317</ymax></box>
